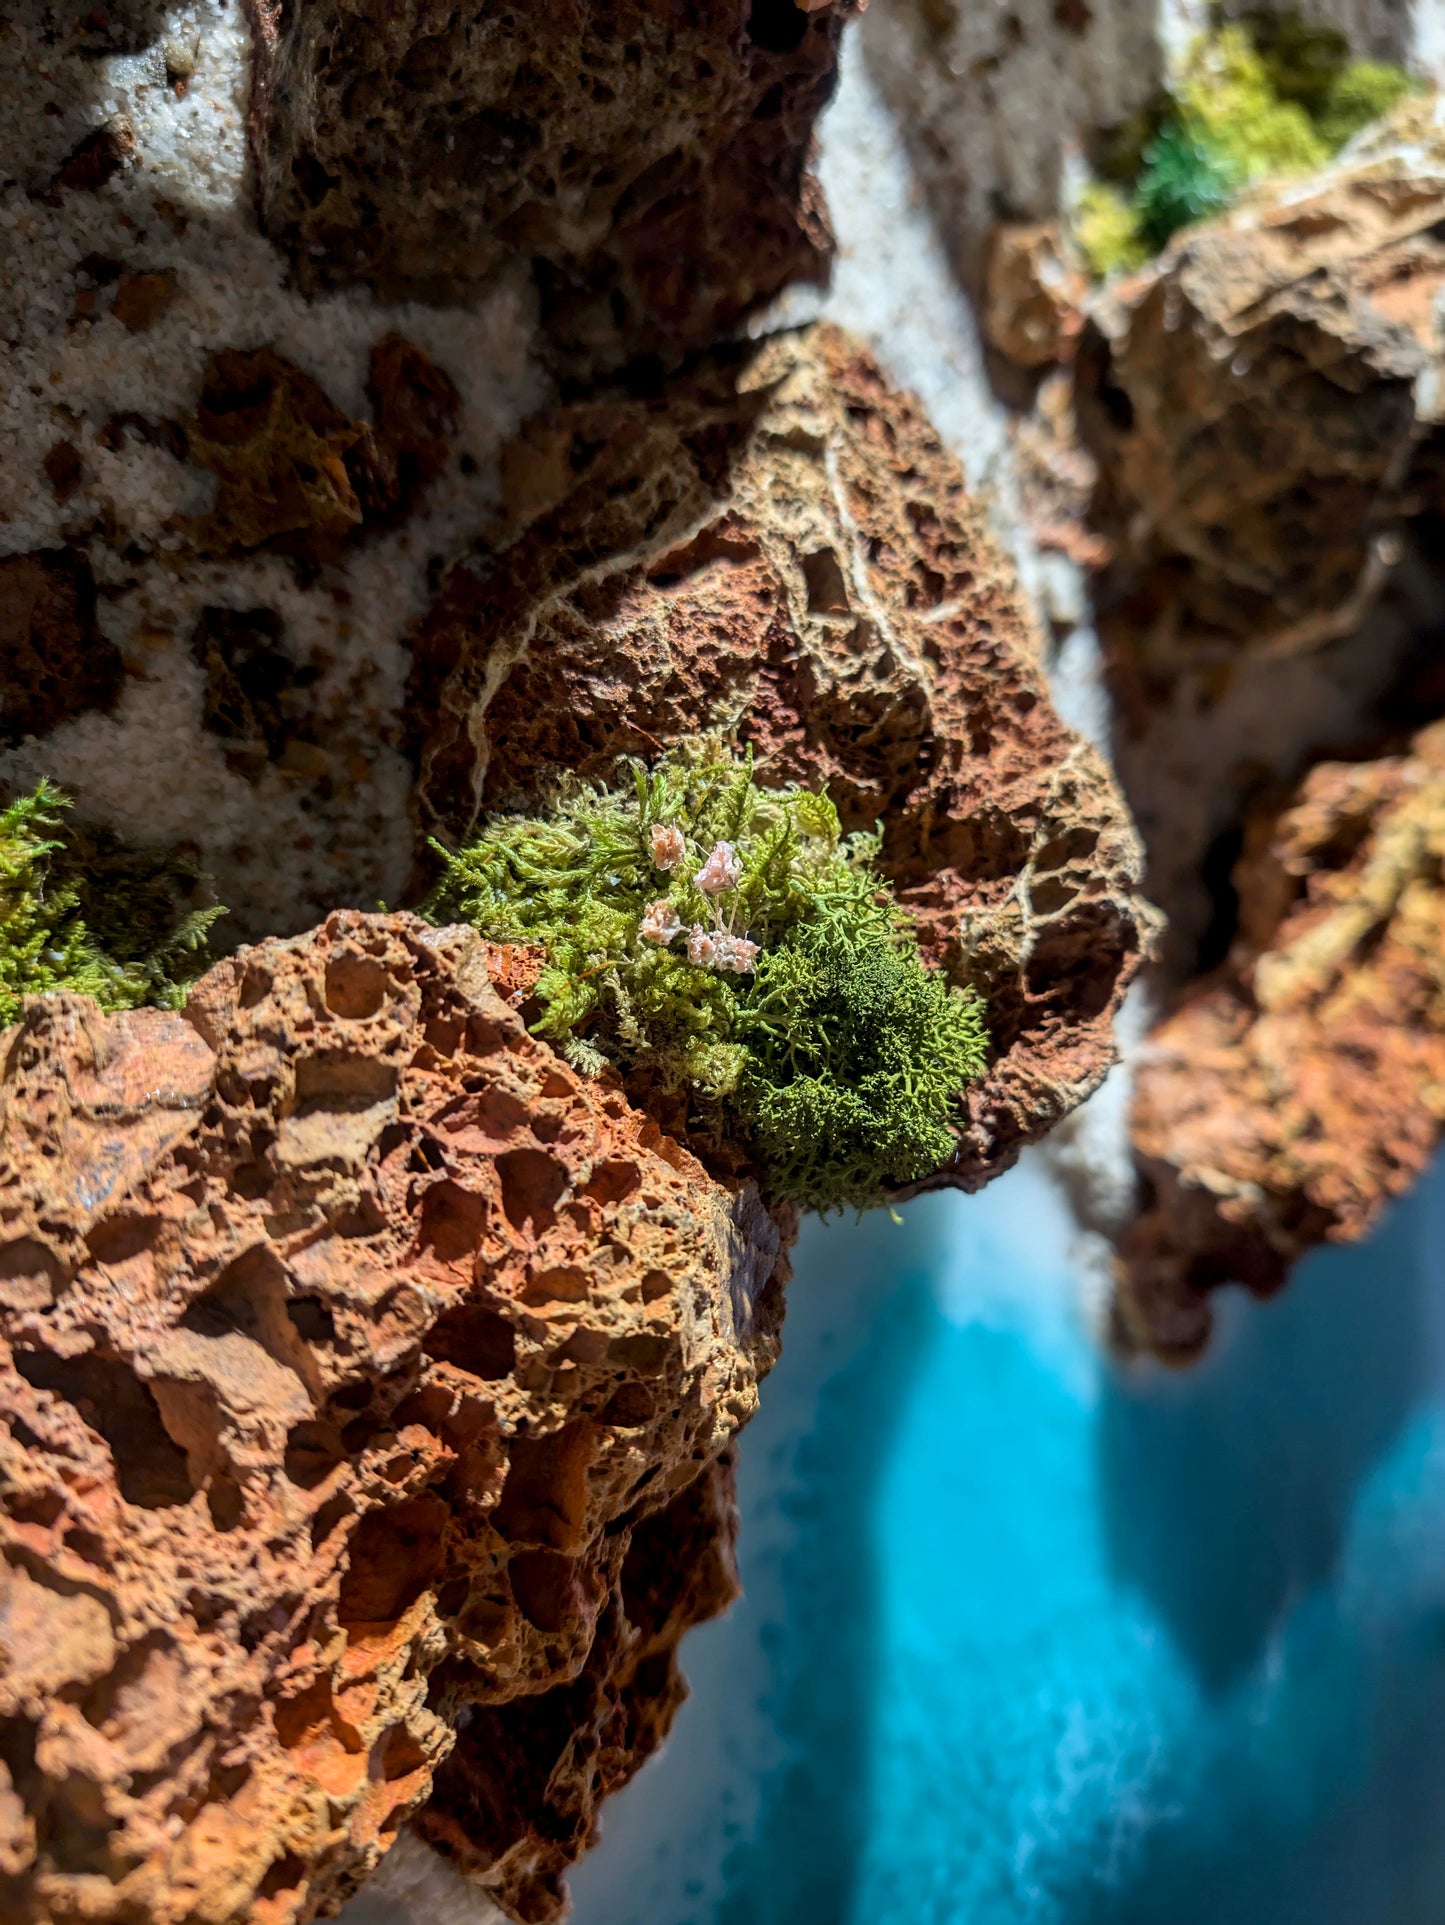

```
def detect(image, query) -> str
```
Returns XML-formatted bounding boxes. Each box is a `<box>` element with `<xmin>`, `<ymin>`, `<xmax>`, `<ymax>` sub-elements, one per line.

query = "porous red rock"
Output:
<box><xmin>410</xmin><ymin>321</ymin><xmax>1157</xmax><ymax>1190</ymax></box>
<box><xmin>1075</xmin><ymin>149</ymin><xmax>1445</xmax><ymax>693</ymax></box>
<box><xmin>244</xmin><ymin>0</ymin><xmax>859</xmax><ymax>376</ymax></box>
<box><xmin>0</xmin><ymin>911</ymin><xmax>786</xmax><ymax>1923</ymax></box>
<box><xmin>1117</xmin><ymin>721</ymin><xmax>1445</xmax><ymax>1360</ymax></box>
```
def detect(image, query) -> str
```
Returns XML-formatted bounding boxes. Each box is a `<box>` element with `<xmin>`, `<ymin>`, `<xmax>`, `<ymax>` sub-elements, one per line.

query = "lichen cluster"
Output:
<box><xmin>1074</xmin><ymin>12</ymin><xmax>1414</xmax><ymax>276</ymax></box>
<box><xmin>0</xmin><ymin>782</ymin><xmax>223</xmax><ymax>1028</ymax></box>
<box><xmin>427</xmin><ymin>749</ymin><xmax>988</xmax><ymax>1211</ymax></box>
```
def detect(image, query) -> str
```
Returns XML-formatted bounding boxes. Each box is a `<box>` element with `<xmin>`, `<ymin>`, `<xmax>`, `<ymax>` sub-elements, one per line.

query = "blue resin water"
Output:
<box><xmin>570</xmin><ymin>1153</ymin><xmax>1445</xmax><ymax>1925</ymax></box>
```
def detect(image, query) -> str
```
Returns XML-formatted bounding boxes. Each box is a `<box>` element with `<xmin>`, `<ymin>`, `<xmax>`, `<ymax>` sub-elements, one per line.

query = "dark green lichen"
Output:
<box><xmin>1134</xmin><ymin>124</ymin><xmax>1237</xmax><ymax>252</ymax></box>
<box><xmin>426</xmin><ymin>748</ymin><xmax>988</xmax><ymax>1212</ymax></box>
<box><xmin>0</xmin><ymin>781</ymin><xmax>225</xmax><ymax>1028</ymax></box>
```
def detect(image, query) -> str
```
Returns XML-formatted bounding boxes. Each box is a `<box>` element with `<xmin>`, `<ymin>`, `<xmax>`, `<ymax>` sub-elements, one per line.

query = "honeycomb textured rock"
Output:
<box><xmin>0</xmin><ymin>911</ymin><xmax>785</xmax><ymax>1922</ymax></box>
<box><xmin>244</xmin><ymin>0</ymin><xmax>859</xmax><ymax>376</ymax></box>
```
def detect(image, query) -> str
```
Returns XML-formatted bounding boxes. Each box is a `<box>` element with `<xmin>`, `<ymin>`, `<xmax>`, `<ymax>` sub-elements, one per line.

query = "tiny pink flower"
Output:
<box><xmin>710</xmin><ymin>932</ymin><xmax>761</xmax><ymax>975</ymax></box>
<box><xmin>687</xmin><ymin>924</ymin><xmax>717</xmax><ymax>968</ymax></box>
<box><xmin>650</xmin><ymin>822</ymin><xmax>686</xmax><ymax>871</ymax></box>
<box><xmin>695</xmin><ymin>839</ymin><xmax>742</xmax><ymax>896</ymax></box>
<box><xmin>639</xmin><ymin>899</ymin><xmax>682</xmax><ymax>945</ymax></box>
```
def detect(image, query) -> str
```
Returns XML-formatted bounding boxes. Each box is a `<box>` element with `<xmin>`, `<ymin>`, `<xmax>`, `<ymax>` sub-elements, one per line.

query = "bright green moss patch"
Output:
<box><xmin>0</xmin><ymin>782</ymin><xmax>225</xmax><ymax>1028</ymax></box>
<box><xmin>427</xmin><ymin>748</ymin><xmax>988</xmax><ymax>1212</ymax></box>
<box><xmin>1073</xmin><ymin>12</ymin><xmax>1417</xmax><ymax>276</ymax></box>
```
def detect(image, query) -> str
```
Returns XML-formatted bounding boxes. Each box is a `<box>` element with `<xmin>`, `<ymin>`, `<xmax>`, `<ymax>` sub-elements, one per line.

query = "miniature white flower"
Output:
<box><xmin>650</xmin><ymin>822</ymin><xmax>686</xmax><ymax>871</ymax></box>
<box><xmin>687</xmin><ymin>924</ymin><xmax>717</xmax><ymax>968</ymax></box>
<box><xmin>713</xmin><ymin>932</ymin><xmax>761</xmax><ymax>974</ymax></box>
<box><xmin>695</xmin><ymin>839</ymin><xmax>742</xmax><ymax>896</ymax></box>
<box><xmin>639</xmin><ymin>899</ymin><xmax>682</xmax><ymax>945</ymax></box>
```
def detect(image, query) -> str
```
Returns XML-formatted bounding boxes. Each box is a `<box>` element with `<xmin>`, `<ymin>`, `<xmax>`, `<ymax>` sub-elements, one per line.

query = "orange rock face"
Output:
<box><xmin>0</xmin><ymin>912</ymin><xmax>785</xmax><ymax>1923</ymax></box>
<box><xmin>410</xmin><ymin>322</ymin><xmax>1157</xmax><ymax>1191</ymax></box>
<box><xmin>1118</xmin><ymin>721</ymin><xmax>1445</xmax><ymax>1360</ymax></box>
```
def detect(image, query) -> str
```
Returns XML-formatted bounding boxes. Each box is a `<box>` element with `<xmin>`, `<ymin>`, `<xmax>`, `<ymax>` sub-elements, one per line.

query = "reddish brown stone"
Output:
<box><xmin>982</xmin><ymin>220</ymin><xmax>1084</xmax><ymax>370</ymax></box>
<box><xmin>410</xmin><ymin>322</ymin><xmax>1156</xmax><ymax>1190</ymax></box>
<box><xmin>417</xmin><ymin>1450</ymin><xmax>741</xmax><ymax>1919</ymax></box>
<box><xmin>186</xmin><ymin>347</ymin><xmax>371</xmax><ymax>561</ymax></box>
<box><xmin>0</xmin><ymin>548</ymin><xmax>123</xmax><ymax>745</ymax></box>
<box><xmin>41</xmin><ymin>440</ymin><xmax>84</xmax><ymax>504</ymax></box>
<box><xmin>185</xmin><ymin>340</ymin><xmax>462</xmax><ymax>563</ymax></box>
<box><xmin>242</xmin><ymin>0</ymin><xmax>859</xmax><ymax>376</ymax></box>
<box><xmin>0</xmin><ymin>911</ymin><xmax>785</xmax><ymax>1923</ymax></box>
<box><xmin>1118</xmin><ymin>721</ymin><xmax>1445</xmax><ymax>1360</ymax></box>
<box><xmin>360</xmin><ymin>333</ymin><xmax>462</xmax><ymax>525</ymax></box>
<box><xmin>111</xmin><ymin>267</ymin><xmax>179</xmax><ymax>332</ymax></box>
<box><xmin>53</xmin><ymin>118</ymin><xmax>136</xmax><ymax>192</ymax></box>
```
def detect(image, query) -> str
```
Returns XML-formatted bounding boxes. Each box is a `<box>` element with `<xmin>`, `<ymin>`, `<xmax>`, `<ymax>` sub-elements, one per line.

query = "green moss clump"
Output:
<box><xmin>1244</xmin><ymin>11</ymin><xmax>1414</xmax><ymax>145</ymax></box>
<box><xmin>1073</xmin><ymin>13</ymin><xmax>1417</xmax><ymax>276</ymax></box>
<box><xmin>0</xmin><ymin>782</ymin><xmax>225</xmax><ymax>1028</ymax></box>
<box><xmin>426</xmin><ymin>748</ymin><xmax>988</xmax><ymax>1212</ymax></box>
<box><xmin>1314</xmin><ymin>60</ymin><xmax>1414</xmax><ymax>149</ymax></box>
<box><xmin>1176</xmin><ymin>23</ymin><xmax>1329</xmax><ymax>180</ymax></box>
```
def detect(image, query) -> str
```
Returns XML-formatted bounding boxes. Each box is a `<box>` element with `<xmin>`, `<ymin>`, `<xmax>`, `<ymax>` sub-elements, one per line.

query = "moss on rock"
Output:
<box><xmin>427</xmin><ymin>747</ymin><xmax>988</xmax><ymax>1212</ymax></box>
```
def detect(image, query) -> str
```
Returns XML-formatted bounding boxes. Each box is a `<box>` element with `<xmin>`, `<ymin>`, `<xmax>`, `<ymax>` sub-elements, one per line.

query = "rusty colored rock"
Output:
<box><xmin>53</xmin><ymin>118</ymin><xmax>137</xmax><ymax>193</ymax></box>
<box><xmin>243</xmin><ymin>0</ymin><xmax>859</xmax><ymax>376</ymax></box>
<box><xmin>982</xmin><ymin>221</ymin><xmax>1084</xmax><ymax>370</ymax></box>
<box><xmin>185</xmin><ymin>339</ymin><xmax>459</xmax><ymax>564</ymax></box>
<box><xmin>111</xmin><ymin>268</ymin><xmax>180</xmax><ymax>332</ymax></box>
<box><xmin>1118</xmin><ymin>720</ymin><xmax>1445</xmax><ymax>1360</ymax></box>
<box><xmin>0</xmin><ymin>548</ymin><xmax>123</xmax><ymax>745</ymax></box>
<box><xmin>186</xmin><ymin>347</ymin><xmax>372</xmax><ymax>561</ymax></box>
<box><xmin>0</xmin><ymin>910</ymin><xmax>785</xmax><ymax>1923</ymax></box>
<box><xmin>1075</xmin><ymin>157</ymin><xmax>1445</xmax><ymax>691</ymax></box>
<box><xmin>417</xmin><ymin>1449</ymin><xmax>742</xmax><ymax>1919</ymax></box>
<box><xmin>41</xmin><ymin>441</ymin><xmax>85</xmax><ymax>506</ymax></box>
<box><xmin>363</xmin><ymin>334</ymin><xmax>462</xmax><ymax>526</ymax></box>
<box><xmin>410</xmin><ymin>321</ymin><xmax>1156</xmax><ymax>1190</ymax></box>
<box><xmin>1011</xmin><ymin>370</ymin><xmax>1109</xmax><ymax>570</ymax></box>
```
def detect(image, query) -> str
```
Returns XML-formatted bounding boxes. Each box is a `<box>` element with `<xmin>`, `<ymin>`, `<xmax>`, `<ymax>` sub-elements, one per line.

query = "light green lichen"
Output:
<box><xmin>1176</xmin><ymin>23</ymin><xmax>1329</xmax><ymax>180</ymax></box>
<box><xmin>1073</xmin><ymin>12</ymin><xmax>1418</xmax><ymax>277</ymax></box>
<box><xmin>1313</xmin><ymin>60</ymin><xmax>1414</xmax><ymax>150</ymax></box>
<box><xmin>1073</xmin><ymin>181</ymin><xmax>1152</xmax><ymax>278</ymax></box>
<box><xmin>0</xmin><ymin>781</ymin><xmax>225</xmax><ymax>1028</ymax></box>
<box><xmin>426</xmin><ymin>747</ymin><xmax>989</xmax><ymax>1212</ymax></box>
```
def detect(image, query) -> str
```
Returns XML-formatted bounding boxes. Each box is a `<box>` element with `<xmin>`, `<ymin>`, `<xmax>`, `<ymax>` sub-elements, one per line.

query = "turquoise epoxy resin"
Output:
<box><xmin>570</xmin><ymin>1155</ymin><xmax>1445</xmax><ymax>1925</ymax></box>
